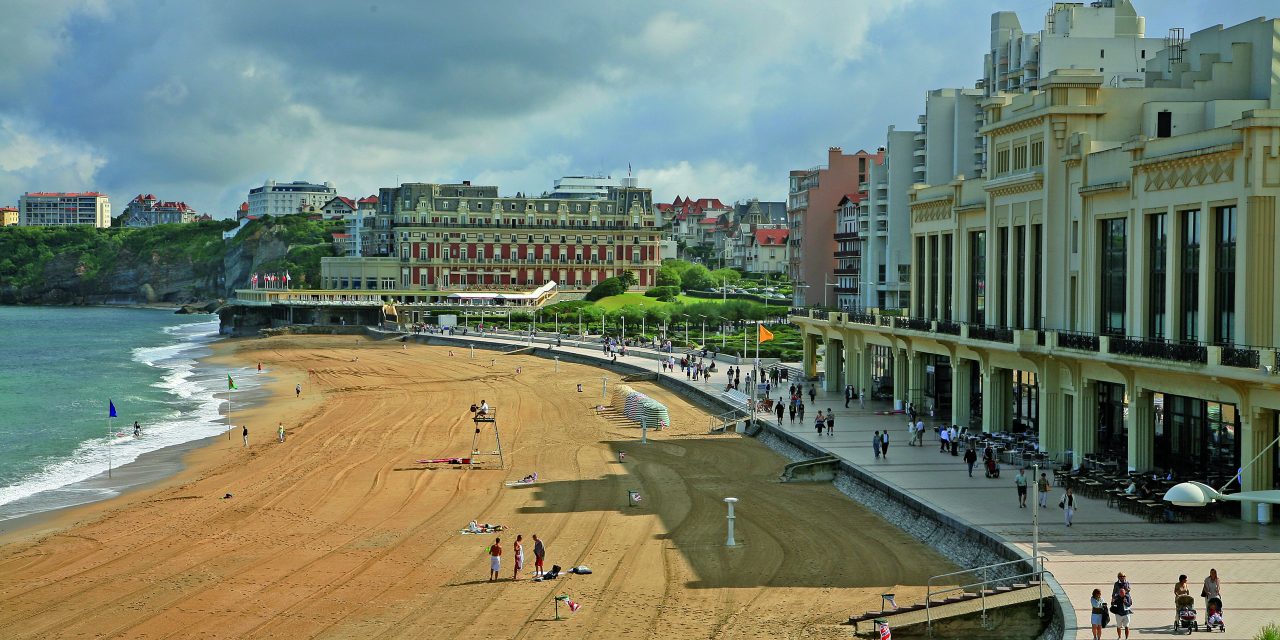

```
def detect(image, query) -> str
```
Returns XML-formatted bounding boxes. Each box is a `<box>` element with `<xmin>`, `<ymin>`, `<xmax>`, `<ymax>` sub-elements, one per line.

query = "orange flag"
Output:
<box><xmin>758</xmin><ymin>324</ymin><xmax>774</xmax><ymax>343</ymax></box>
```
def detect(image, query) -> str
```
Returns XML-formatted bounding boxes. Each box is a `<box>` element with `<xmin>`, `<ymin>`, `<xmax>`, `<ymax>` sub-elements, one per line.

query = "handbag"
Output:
<box><xmin>1059</xmin><ymin>499</ymin><xmax>1065</xmax><ymax>509</ymax></box>
<box><xmin>1201</xmin><ymin>588</ymin><xmax>1208</xmax><ymax>597</ymax></box>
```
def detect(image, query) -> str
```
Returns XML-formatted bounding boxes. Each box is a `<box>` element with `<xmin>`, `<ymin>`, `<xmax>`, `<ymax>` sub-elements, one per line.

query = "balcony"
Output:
<box><xmin>834</xmin><ymin>286</ymin><xmax>858</xmax><ymax>294</ymax></box>
<box><xmin>834</xmin><ymin>250</ymin><xmax>861</xmax><ymax>258</ymax></box>
<box><xmin>1056</xmin><ymin>331</ymin><xmax>1100</xmax><ymax>352</ymax></box>
<box><xmin>899</xmin><ymin>317</ymin><xmax>931</xmax><ymax>331</ymax></box>
<box><xmin>834</xmin><ymin>231</ymin><xmax>860</xmax><ymax>241</ymax></box>
<box><xmin>1108</xmin><ymin>337</ymin><xmax>1208</xmax><ymax>364</ymax></box>
<box><xmin>936</xmin><ymin>321</ymin><xmax>961</xmax><ymax>335</ymax></box>
<box><xmin>969</xmin><ymin>324</ymin><xmax>1014</xmax><ymax>343</ymax></box>
<box><xmin>833</xmin><ymin>267</ymin><xmax>860</xmax><ymax>275</ymax></box>
<box><xmin>1221</xmin><ymin>346</ymin><xmax>1261</xmax><ymax>369</ymax></box>
<box><xmin>848</xmin><ymin>312</ymin><xmax>877</xmax><ymax>325</ymax></box>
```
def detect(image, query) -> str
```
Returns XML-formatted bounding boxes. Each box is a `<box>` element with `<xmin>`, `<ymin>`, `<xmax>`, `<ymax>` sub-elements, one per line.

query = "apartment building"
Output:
<box><xmin>794</xmin><ymin>16</ymin><xmax>1280</xmax><ymax>522</ymax></box>
<box><xmin>985</xmin><ymin>0</ymin><xmax>1163</xmax><ymax>95</ymax></box>
<box><xmin>18</xmin><ymin>192</ymin><xmax>111</xmax><ymax>228</ymax></box>
<box><xmin>247</xmin><ymin>180</ymin><xmax>337</xmax><ymax>218</ymax></box>
<box><xmin>788</xmin><ymin>147</ymin><xmax>879</xmax><ymax>307</ymax></box>
<box><xmin>1</xmin><ymin>206</ymin><xmax>17</xmax><ymax>226</ymax></box>
<box><xmin>321</xmin><ymin>178</ymin><xmax>658</xmax><ymax>295</ymax></box>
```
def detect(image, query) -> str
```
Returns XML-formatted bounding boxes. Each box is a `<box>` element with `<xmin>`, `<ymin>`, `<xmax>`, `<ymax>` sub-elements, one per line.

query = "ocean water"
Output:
<box><xmin>0</xmin><ymin>306</ymin><xmax>261</xmax><ymax>521</ymax></box>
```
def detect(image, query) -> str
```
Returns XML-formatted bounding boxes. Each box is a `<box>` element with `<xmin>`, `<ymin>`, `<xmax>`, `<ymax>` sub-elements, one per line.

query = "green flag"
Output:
<box><xmin>228</xmin><ymin>375</ymin><xmax>237</xmax><ymax>390</ymax></box>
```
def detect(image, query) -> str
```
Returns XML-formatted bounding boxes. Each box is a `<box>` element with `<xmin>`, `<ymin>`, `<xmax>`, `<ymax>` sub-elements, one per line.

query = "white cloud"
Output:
<box><xmin>637</xmin><ymin>160</ymin><xmax>781</xmax><ymax>202</ymax></box>
<box><xmin>0</xmin><ymin>116</ymin><xmax>105</xmax><ymax>200</ymax></box>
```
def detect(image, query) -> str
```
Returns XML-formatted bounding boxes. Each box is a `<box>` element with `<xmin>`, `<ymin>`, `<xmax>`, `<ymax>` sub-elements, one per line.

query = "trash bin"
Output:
<box><xmin>1259</xmin><ymin>503</ymin><xmax>1272</xmax><ymax>525</ymax></box>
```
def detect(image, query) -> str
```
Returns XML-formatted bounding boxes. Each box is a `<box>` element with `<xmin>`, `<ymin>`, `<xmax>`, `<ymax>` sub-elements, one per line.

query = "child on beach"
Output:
<box><xmin>295</xmin><ymin>383</ymin><xmax>301</xmax><ymax>398</ymax></box>
<box><xmin>277</xmin><ymin>423</ymin><xmax>286</xmax><ymax>443</ymax></box>
<box><xmin>488</xmin><ymin>538</ymin><xmax>502</xmax><ymax>581</ymax></box>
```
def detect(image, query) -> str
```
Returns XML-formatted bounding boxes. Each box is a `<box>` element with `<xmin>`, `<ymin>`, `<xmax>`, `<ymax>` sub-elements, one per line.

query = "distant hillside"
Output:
<box><xmin>0</xmin><ymin>215</ymin><xmax>343</xmax><ymax>305</ymax></box>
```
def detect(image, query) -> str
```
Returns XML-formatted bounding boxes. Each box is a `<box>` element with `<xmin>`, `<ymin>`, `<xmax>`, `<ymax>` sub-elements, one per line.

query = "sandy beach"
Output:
<box><xmin>0</xmin><ymin>335</ymin><xmax>956</xmax><ymax>639</ymax></box>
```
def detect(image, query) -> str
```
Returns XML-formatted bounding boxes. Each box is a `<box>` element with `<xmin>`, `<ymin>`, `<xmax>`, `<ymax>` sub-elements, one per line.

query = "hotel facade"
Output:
<box><xmin>793</xmin><ymin>16</ymin><xmax>1280</xmax><ymax>521</ymax></box>
<box><xmin>320</xmin><ymin>178</ymin><xmax>659</xmax><ymax>297</ymax></box>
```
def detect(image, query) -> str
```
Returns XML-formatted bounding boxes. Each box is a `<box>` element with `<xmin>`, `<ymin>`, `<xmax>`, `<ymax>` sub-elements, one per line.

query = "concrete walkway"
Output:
<box><xmin>418</xmin><ymin>331</ymin><xmax>1279</xmax><ymax>639</ymax></box>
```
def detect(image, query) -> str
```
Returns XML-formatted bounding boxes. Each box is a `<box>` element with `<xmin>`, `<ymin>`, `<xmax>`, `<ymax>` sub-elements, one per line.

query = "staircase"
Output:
<box><xmin>848</xmin><ymin>557</ymin><xmax>1048</xmax><ymax>635</ymax></box>
<box><xmin>779</xmin><ymin>455</ymin><xmax>839</xmax><ymax>482</ymax></box>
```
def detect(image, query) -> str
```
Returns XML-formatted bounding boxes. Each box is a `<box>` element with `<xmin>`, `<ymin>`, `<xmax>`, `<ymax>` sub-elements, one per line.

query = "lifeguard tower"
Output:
<box><xmin>470</xmin><ymin>408</ymin><xmax>505</xmax><ymax>470</ymax></box>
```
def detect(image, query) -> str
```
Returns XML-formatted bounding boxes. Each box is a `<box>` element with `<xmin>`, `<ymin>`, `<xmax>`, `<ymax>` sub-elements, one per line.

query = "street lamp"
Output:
<box><xmin>699</xmin><ymin>314</ymin><xmax>707</xmax><ymax>347</ymax></box>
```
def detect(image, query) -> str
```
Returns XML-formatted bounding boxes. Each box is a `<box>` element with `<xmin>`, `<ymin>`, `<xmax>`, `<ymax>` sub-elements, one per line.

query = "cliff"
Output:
<box><xmin>0</xmin><ymin>216</ymin><xmax>340</xmax><ymax>306</ymax></box>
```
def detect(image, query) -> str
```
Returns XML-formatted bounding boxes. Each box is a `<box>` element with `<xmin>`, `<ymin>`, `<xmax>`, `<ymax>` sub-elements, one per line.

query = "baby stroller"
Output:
<box><xmin>1204</xmin><ymin>597</ymin><xmax>1225</xmax><ymax>632</ymax></box>
<box><xmin>984</xmin><ymin>457</ymin><xmax>1000</xmax><ymax>478</ymax></box>
<box><xmin>1174</xmin><ymin>594</ymin><xmax>1198</xmax><ymax>634</ymax></box>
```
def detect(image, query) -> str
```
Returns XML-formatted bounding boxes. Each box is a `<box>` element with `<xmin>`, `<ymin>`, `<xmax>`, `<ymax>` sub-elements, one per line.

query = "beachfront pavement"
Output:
<box><xmin>419</xmin><ymin>332</ymin><xmax>1279</xmax><ymax>639</ymax></box>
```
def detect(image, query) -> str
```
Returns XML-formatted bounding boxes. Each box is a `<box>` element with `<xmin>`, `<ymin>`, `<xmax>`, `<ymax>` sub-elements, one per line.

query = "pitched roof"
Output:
<box><xmin>357</xmin><ymin>195</ymin><xmax>379</xmax><ymax>204</ymax></box>
<box><xmin>754</xmin><ymin>229</ymin><xmax>788</xmax><ymax>245</ymax></box>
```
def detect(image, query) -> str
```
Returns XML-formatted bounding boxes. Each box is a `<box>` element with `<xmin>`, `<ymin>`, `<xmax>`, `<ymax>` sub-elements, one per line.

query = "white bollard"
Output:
<box><xmin>554</xmin><ymin>356</ymin><xmax>560</xmax><ymax>373</ymax></box>
<box><xmin>724</xmin><ymin>497</ymin><xmax>738</xmax><ymax>546</ymax></box>
<box><xmin>641</xmin><ymin>417</ymin><xmax>648</xmax><ymax>444</ymax></box>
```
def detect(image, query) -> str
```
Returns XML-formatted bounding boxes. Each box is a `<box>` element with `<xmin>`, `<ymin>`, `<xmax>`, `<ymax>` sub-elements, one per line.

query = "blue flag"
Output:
<box><xmin>109</xmin><ymin>400</ymin><xmax>117</xmax><ymax>418</ymax></box>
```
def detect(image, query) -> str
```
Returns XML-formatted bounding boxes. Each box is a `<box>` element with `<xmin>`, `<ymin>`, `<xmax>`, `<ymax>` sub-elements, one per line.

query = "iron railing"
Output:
<box><xmin>1109</xmin><ymin>336</ymin><xmax>1207</xmax><ymax>364</ymax></box>
<box><xmin>936</xmin><ymin>321</ymin><xmax>961</xmax><ymax>335</ymax></box>
<box><xmin>969</xmin><ymin>324</ymin><xmax>1014</xmax><ymax>343</ymax></box>
<box><xmin>900</xmin><ymin>317</ymin><xmax>932</xmax><ymax>331</ymax></box>
<box><xmin>848</xmin><ymin>312</ymin><xmax>877</xmax><ymax>325</ymax></box>
<box><xmin>1221</xmin><ymin>346</ymin><xmax>1261</xmax><ymax>369</ymax></box>
<box><xmin>1057</xmin><ymin>331</ymin><xmax>1100</xmax><ymax>352</ymax></box>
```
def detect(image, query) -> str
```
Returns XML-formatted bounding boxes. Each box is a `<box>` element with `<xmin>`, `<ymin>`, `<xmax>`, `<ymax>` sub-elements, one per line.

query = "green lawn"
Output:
<box><xmin>593</xmin><ymin>293</ymin><xmax>670</xmax><ymax>310</ymax></box>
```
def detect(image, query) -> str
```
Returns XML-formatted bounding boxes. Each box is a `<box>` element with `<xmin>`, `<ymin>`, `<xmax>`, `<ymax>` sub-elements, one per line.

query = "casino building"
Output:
<box><xmin>792</xmin><ymin>17</ymin><xmax>1280</xmax><ymax>521</ymax></box>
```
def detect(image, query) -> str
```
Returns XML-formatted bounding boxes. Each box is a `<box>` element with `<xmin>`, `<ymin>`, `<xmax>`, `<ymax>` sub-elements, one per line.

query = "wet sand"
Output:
<box><xmin>0</xmin><ymin>335</ymin><xmax>956</xmax><ymax>638</ymax></box>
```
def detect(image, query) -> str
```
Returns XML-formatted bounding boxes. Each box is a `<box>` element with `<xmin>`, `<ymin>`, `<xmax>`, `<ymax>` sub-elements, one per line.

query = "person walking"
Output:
<box><xmin>512</xmin><ymin>535</ymin><xmax>524</xmax><ymax>580</ymax></box>
<box><xmin>776</xmin><ymin>400</ymin><xmax>784</xmax><ymax>426</ymax></box>
<box><xmin>908</xmin><ymin>403</ymin><xmax>917</xmax><ymax>425</ymax></box>
<box><xmin>914</xmin><ymin>419</ymin><xmax>926</xmax><ymax>446</ymax></box>
<box><xmin>964</xmin><ymin>446</ymin><xmax>978</xmax><ymax>477</ymax></box>
<box><xmin>797</xmin><ymin>400</ymin><xmax>805</xmax><ymax>422</ymax></box>
<box><xmin>1015</xmin><ymin>468</ymin><xmax>1029</xmax><ymax>507</ymax></box>
<box><xmin>940</xmin><ymin>425</ymin><xmax>951</xmax><ymax>453</ymax></box>
<box><xmin>880</xmin><ymin>430</ymin><xmax>889</xmax><ymax>458</ymax></box>
<box><xmin>1111</xmin><ymin>586</ymin><xmax>1132</xmax><ymax>639</ymax></box>
<box><xmin>1037</xmin><ymin>472</ymin><xmax>1052</xmax><ymax>508</ymax></box>
<box><xmin>788</xmin><ymin>401</ymin><xmax>796</xmax><ymax>423</ymax></box>
<box><xmin>825</xmin><ymin>409</ymin><xmax>834</xmax><ymax>436</ymax></box>
<box><xmin>845</xmin><ymin>385</ymin><xmax>853</xmax><ymax>408</ymax></box>
<box><xmin>814</xmin><ymin>410</ymin><xmax>825</xmax><ymax>437</ymax></box>
<box><xmin>295</xmin><ymin>383</ymin><xmax>301</xmax><ymax>398</ymax></box>
<box><xmin>1061</xmin><ymin>487</ymin><xmax>1077</xmax><ymax>527</ymax></box>
<box><xmin>1202</xmin><ymin>568</ymin><xmax>1221</xmax><ymax>612</ymax></box>
<box><xmin>859</xmin><ymin>388</ymin><xmax>866</xmax><ymax>410</ymax></box>
<box><xmin>1111</xmin><ymin>572</ymin><xmax>1132</xmax><ymax>598</ymax></box>
<box><xmin>1089</xmin><ymin>588</ymin><xmax>1106</xmax><ymax>640</ymax></box>
<box><xmin>242</xmin><ymin>425</ymin><xmax>249</xmax><ymax>448</ymax></box>
<box><xmin>808</xmin><ymin>385</ymin><xmax>816</xmax><ymax>404</ymax></box>
<box><xmin>488</xmin><ymin>537</ymin><xmax>503</xmax><ymax>582</ymax></box>
<box><xmin>533</xmin><ymin>534</ymin><xmax>546</xmax><ymax>578</ymax></box>
<box><xmin>872</xmin><ymin>430</ymin><xmax>882</xmax><ymax>459</ymax></box>
<box><xmin>277</xmin><ymin>422</ymin><xmax>286</xmax><ymax>443</ymax></box>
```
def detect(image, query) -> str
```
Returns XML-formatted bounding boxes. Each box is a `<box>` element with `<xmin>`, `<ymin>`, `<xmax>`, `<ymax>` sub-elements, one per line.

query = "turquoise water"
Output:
<box><xmin>0</xmin><ymin>307</ymin><xmax>259</xmax><ymax>520</ymax></box>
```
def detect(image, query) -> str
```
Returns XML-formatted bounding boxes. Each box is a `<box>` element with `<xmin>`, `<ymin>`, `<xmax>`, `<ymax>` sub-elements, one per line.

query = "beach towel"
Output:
<box><xmin>505</xmin><ymin>472</ymin><xmax>538</xmax><ymax>486</ymax></box>
<box><xmin>569</xmin><ymin>565</ymin><xmax>593</xmax><ymax>575</ymax></box>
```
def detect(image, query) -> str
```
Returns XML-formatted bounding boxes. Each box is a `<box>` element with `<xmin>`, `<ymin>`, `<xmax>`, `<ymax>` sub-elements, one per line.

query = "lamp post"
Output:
<box><xmin>699</xmin><ymin>315</ymin><xmax>706</xmax><ymax>347</ymax></box>
<box><xmin>723</xmin><ymin>497</ymin><xmax>738</xmax><ymax>547</ymax></box>
<box><xmin>578</xmin><ymin>310</ymin><xmax>583</xmax><ymax>338</ymax></box>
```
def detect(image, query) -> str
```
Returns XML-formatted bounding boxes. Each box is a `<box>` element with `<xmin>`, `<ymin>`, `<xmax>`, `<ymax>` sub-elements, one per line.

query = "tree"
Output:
<box><xmin>618</xmin><ymin>270</ymin><xmax>638</xmax><ymax>289</ymax></box>
<box><xmin>584</xmin><ymin>276</ymin><xmax>626</xmax><ymax>301</ymax></box>
<box><xmin>680</xmin><ymin>263</ymin><xmax>713</xmax><ymax>291</ymax></box>
<box><xmin>655</xmin><ymin>263</ymin><xmax>682</xmax><ymax>288</ymax></box>
<box><xmin>709</xmin><ymin>268</ymin><xmax>742</xmax><ymax>287</ymax></box>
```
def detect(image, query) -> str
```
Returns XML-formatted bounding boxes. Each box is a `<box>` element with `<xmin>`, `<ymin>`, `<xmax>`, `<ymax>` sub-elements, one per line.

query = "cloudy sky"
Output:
<box><xmin>0</xmin><ymin>0</ymin><xmax>1272</xmax><ymax>217</ymax></box>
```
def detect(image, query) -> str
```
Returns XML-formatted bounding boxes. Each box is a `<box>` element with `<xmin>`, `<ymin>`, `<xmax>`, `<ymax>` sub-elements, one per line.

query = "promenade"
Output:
<box><xmin>425</xmin><ymin>330</ymin><xmax>1279</xmax><ymax>639</ymax></box>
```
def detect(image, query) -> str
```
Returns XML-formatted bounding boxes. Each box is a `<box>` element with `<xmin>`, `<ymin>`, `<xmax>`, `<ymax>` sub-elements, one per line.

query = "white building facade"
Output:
<box><xmin>18</xmin><ymin>192</ymin><xmax>111</xmax><ymax>228</ymax></box>
<box><xmin>247</xmin><ymin>180</ymin><xmax>337</xmax><ymax>218</ymax></box>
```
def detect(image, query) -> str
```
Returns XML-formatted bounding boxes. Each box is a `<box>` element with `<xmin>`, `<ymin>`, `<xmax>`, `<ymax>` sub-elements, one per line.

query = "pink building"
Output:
<box><xmin>787</xmin><ymin>147</ymin><xmax>881</xmax><ymax>307</ymax></box>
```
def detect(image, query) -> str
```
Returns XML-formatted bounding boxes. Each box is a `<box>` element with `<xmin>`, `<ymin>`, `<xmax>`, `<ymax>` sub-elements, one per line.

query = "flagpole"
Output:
<box><xmin>108</xmin><ymin>413</ymin><xmax>113</xmax><ymax>479</ymax></box>
<box><xmin>750</xmin><ymin>323</ymin><xmax>758</xmax><ymax>431</ymax></box>
<box><xmin>227</xmin><ymin>384</ymin><xmax>232</xmax><ymax>440</ymax></box>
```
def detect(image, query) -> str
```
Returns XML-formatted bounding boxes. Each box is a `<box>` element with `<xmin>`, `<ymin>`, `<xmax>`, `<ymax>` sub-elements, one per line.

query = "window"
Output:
<box><xmin>998</xmin><ymin>228</ymin><xmax>1009</xmax><ymax>326</ymax></box>
<box><xmin>1013</xmin><ymin>145</ymin><xmax>1027</xmax><ymax>172</ymax></box>
<box><xmin>1099</xmin><ymin>218</ymin><xmax>1127</xmax><ymax>336</ymax></box>
<box><xmin>996</xmin><ymin>148</ymin><xmax>1011</xmax><ymax>175</ymax></box>
<box><xmin>1157</xmin><ymin>111</ymin><xmax>1172</xmax><ymax>138</ymax></box>
<box><xmin>943</xmin><ymin>234</ymin><xmax>954</xmax><ymax>322</ymax></box>
<box><xmin>1033</xmin><ymin>224</ymin><xmax>1042</xmax><ymax>329</ymax></box>
<box><xmin>971</xmin><ymin>231</ymin><xmax>986</xmax><ymax>325</ymax></box>
<box><xmin>1100</xmin><ymin>49</ymin><xmax>1105</xmax><ymax>58</ymax></box>
<box><xmin>928</xmin><ymin>235</ymin><xmax>939</xmax><ymax>319</ymax></box>
<box><xmin>915</xmin><ymin>236</ymin><xmax>926</xmax><ymax>313</ymax></box>
<box><xmin>1030</xmin><ymin>139</ymin><xmax>1044</xmax><ymax>167</ymax></box>
<box><xmin>1180</xmin><ymin>210</ymin><xmax>1201</xmax><ymax>342</ymax></box>
<box><xmin>1015</xmin><ymin>226</ymin><xmax>1026</xmax><ymax>328</ymax></box>
<box><xmin>1213</xmin><ymin>206</ymin><xmax>1237</xmax><ymax>345</ymax></box>
<box><xmin>1149</xmin><ymin>213</ymin><xmax>1167</xmax><ymax>339</ymax></box>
